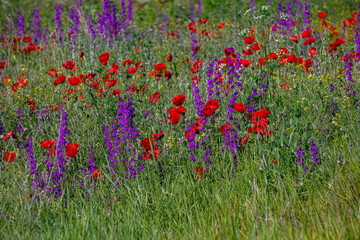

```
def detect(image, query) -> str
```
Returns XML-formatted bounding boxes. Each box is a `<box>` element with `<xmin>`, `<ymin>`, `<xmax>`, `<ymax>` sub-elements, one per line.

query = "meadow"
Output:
<box><xmin>1</xmin><ymin>0</ymin><xmax>360</xmax><ymax>239</ymax></box>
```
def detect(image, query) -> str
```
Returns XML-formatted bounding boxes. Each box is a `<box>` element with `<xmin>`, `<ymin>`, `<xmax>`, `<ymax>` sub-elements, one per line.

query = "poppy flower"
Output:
<box><xmin>22</xmin><ymin>36</ymin><xmax>32</xmax><ymax>43</ymax></box>
<box><xmin>219</xmin><ymin>124</ymin><xmax>232</xmax><ymax>134</ymax></box>
<box><xmin>301</xmin><ymin>30</ymin><xmax>312</xmax><ymax>38</ymax></box>
<box><xmin>154</xmin><ymin>63</ymin><xmax>166</xmax><ymax>72</ymax></box>
<box><xmin>217</xmin><ymin>23</ymin><xmax>225</xmax><ymax>29</ymax></box>
<box><xmin>334</xmin><ymin>38</ymin><xmax>346</xmax><ymax>46</ymax></box>
<box><xmin>111</xmin><ymin>89</ymin><xmax>121</xmax><ymax>96</ymax></box>
<box><xmin>92</xmin><ymin>169</ymin><xmax>104</xmax><ymax>181</ymax></box>
<box><xmin>4</xmin><ymin>130</ymin><xmax>16</xmax><ymax>141</ymax></box>
<box><xmin>105</xmin><ymin>79</ymin><xmax>118</xmax><ymax>87</ymax></box>
<box><xmin>254</xmin><ymin>108</ymin><xmax>271</xmax><ymax>119</ymax></box>
<box><xmin>152</xmin><ymin>133</ymin><xmax>164</xmax><ymax>140</ymax></box>
<box><xmin>54</xmin><ymin>75</ymin><xmax>66</xmax><ymax>86</ymax></box>
<box><xmin>241</xmin><ymin>59</ymin><xmax>251</xmax><ymax>67</ymax></box>
<box><xmin>62</xmin><ymin>61</ymin><xmax>76</xmax><ymax>70</ymax></box>
<box><xmin>123</xmin><ymin>59</ymin><xmax>133</xmax><ymax>66</ymax></box>
<box><xmin>244</xmin><ymin>36</ymin><xmax>255</xmax><ymax>44</ymax></box>
<box><xmin>66</xmin><ymin>143</ymin><xmax>79</xmax><ymax>158</ymax></box>
<box><xmin>289</xmin><ymin>36</ymin><xmax>298</xmax><ymax>42</ymax></box>
<box><xmin>224</xmin><ymin>48</ymin><xmax>234</xmax><ymax>57</ymax></box>
<box><xmin>234</xmin><ymin>102</ymin><xmax>248</xmax><ymax>113</ymax></box>
<box><xmin>195</xmin><ymin>167</ymin><xmax>205</xmax><ymax>179</ymax></box>
<box><xmin>164</xmin><ymin>70</ymin><xmax>172</xmax><ymax>81</ymax></box>
<box><xmin>251</xmin><ymin>43</ymin><xmax>261</xmax><ymax>51</ymax></box>
<box><xmin>0</xmin><ymin>61</ymin><xmax>8</xmax><ymax>69</ymax></box>
<box><xmin>192</xmin><ymin>75</ymin><xmax>200</xmax><ymax>84</ymax></box>
<box><xmin>242</xmin><ymin>49</ymin><xmax>253</xmax><ymax>56</ymax></box>
<box><xmin>166</xmin><ymin>54</ymin><xmax>172</xmax><ymax>62</ymax></box>
<box><xmin>318</xmin><ymin>12</ymin><xmax>327</xmax><ymax>18</ymax></box>
<box><xmin>141</xmin><ymin>138</ymin><xmax>155</xmax><ymax>152</ymax></box>
<box><xmin>281</xmin><ymin>82</ymin><xmax>291</xmax><ymax>90</ymax></box>
<box><xmin>167</xmin><ymin>112</ymin><xmax>181</xmax><ymax>125</ymax></box>
<box><xmin>239</xmin><ymin>134</ymin><xmax>250</xmax><ymax>145</ymax></box>
<box><xmin>40</xmin><ymin>140</ymin><xmax>56</xmax><ymax>149</ymax></box>
<box><xmin>79</xmin><ymin>51</ymin><xmax>84</xmax><ymax>58</ymax></box>
<box><xmin>49</xmin><ymin>68</ymin><xmax>57</xmax><ymax>77</ymax></box>
<box><xmin>3</xmin><ymin>152</ymin><xmax>16</xmax><ymax>162</ymax></box>
<box><xmin>177</xmin><ymin>105</ymin><xmax>186</xmax><ymax>115</ymax></box>
<box><xmin>150</xmin><ymin>92</ymin><xmax>160</xmax><ymax>103</ymax></box>
<box><xmin>309</xmin><ymin>47</ymin><xmax>317</xmax><ymax>57</ymax></box>
<box><xmin>172</xmin><ymin>94</ymin><xmax>186</xmax><ymax>106</ymax></box>
<box><xmin>142</xmin><ymin>145</ymin><xmax>160</xmax><ymax>161</ymax></box>
<box><xmin>304</xmin><ymin>37</ymin><xmax>315</xmax><ymax>45</ymax></box>
<box><xmin>127</xmin><ymin>67</ymin><xmax>137</xmax><ymax>74</ymax></box>
<box><xmin>99</xmin><ymin>52</ymin><xmax>110</xmax><ymax>66</ymax></box>
<box><xmin>134</xmin><ymin>62</ymin><xmax>143</xmax><ymax>69</ymax></box>
<box><xmin>199</xmin><ymin>18</ymin><xmax>207</xmax><ymax>24</ymax></box>
<box><xmin>68</xmin><ymin>77</ymin><xmax>81</xmax><ymax>86</ymax></box>
<box><xmin>203</xmin><ymin>99</ymin><xmax>220</xmax><ymax>117</ymax></box>
<box><xmin>258</xmin><ymin>57</ymin><xmax>267</xmax><ymax>66</ymax></box>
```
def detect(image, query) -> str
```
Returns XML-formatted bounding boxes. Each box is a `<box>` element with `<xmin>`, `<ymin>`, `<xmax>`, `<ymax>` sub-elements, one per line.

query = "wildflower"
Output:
<box><xmin>172</xmin><ymin>94</ymin><xmax>186</xmax><ymax>106</ymax></box>
<box><xmin>195</xmin><ymin>167</ymin><xmax>205</xmax><ymax>179</ymax></box>
<box><xmin>3</xmin><ymin>152</ymin><xmax>16</xmax><ymax>162</ymax></box>
<box><xmin>99</xmin><ymin>52</ymin><xmax>110</xmax><ymax>66</ymax></box>
<box><xmin>62</xmin><ymin>61</ymin><xmax>76</xmax><ymax>70</ymax></box>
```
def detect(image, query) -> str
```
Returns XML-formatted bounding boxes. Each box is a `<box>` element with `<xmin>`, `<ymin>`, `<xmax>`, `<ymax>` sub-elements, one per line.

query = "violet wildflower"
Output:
<box><xmin>30</xmin><ymin>9</ymin><xmax>42</xmax><ymax>44</ymax></box>
<box><xmin>69</xmin><ymin>8</ymin><xmax>80</xmax><ymax>36</ymax></box>
<box><xmin>16</xmin><ymin>11</ymin><xmax>24</xmax><ymax>37</ymax></box>
<box><xmin>128</xmin><ymin>0</ymin><xmax>133</xmax><ymax>22</ymax></box>
<box><xmin>296</xmin><ymin>141</ymin><xmax>304</xmax><ymax>165</ymax></box>
<box><xmin>26</xmin><ymin>138</ymin><xmax>40</xmax><ymax>191</ymax></box>
<box><xmin>310</xmin><ymin>138</ymin><xmax>320</xmax><ymax>164</ymax></box>
<box><xmin>54</xmin><ymin>5</ymin><xmax>63</xmax><ymax>42</ymax></box>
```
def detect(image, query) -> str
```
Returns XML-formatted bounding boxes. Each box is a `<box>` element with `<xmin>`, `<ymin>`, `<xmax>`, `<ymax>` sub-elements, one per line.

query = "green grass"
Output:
<box><xmin>1</xmin><ymin>0</ymin><xmax>360</xmax><ymax>239</ymax></box>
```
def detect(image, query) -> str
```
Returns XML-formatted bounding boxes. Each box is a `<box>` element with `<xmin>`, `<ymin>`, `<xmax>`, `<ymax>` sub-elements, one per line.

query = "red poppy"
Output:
<box><xmin>258</xmin><ymin>57</ymin><xmax>267</xmax><ymax>66</ymax></box>
<box><xmin>49</xmin><ymin>68</ymin><xmax>57</xmax><ymax>77</ymax></box>
<box><xmin>219</xmin><ymin>124</ymin><xmax>232</xmax><ymax>134</ymax></box>
<box><xmin>304</xmin><ymin>37</ymin><xmax>315</xmax><ymax>45</ymax></box>
<box><xmin>92</xmin><ymin>169</ymin><xmax>104</xmax><ymax>180</ymax></box>
<box><xmin>68</xmin><ymin>77</ymin><xmax>81</xmax><ymax>86</ymax></box>
<box><xmin>281</xmin><ymin>82</ymin><xmax>291</xmax><ymax>90</ymax></box>
<box><xmin>242</xmin><ymin>48</ymin><xmax>253</xmax><ymax>56</ymax></box>
<box><xmin>334</xmin><ymin>38</ymin><xmax>346</xmax><ymax>46</ymax></box>
<box><xmin>62</xmin><ymin>61</ymin><xmax>76</xmax><ymax>70</ymax></box>
<box><xmin>4</xmin><ymin>130</ymin><xmax>16</xmax><ymax>141</ymax></box>
<box><xmin>217</xmin><ymin>23</ymin><xmax>225</xmax><ymax>29</ymax></box>
<box><xmin>141</xmin><ymin>138</ymin><xmax>155</xmax><ymax>152</ymax></box>
<box><xmin>0</xmin><ymin>61</ymin><xmax>8</xmax><ymax>69</ymax></box>
<box><xmin>79</xmin><ymin>51</ymin><xmax>84</xmax><ymax>58</ymax></box>
<box><xmin>122</xmin><ymin>59</ymin><xmax>133</xmax><ymax>67</ymax></box>
<box><xmin>54</xmin><ymin>75</ymin><xmax>66</xmax><ymax>86</ymax></box>
<box><xmin>154</xmin><ymin>63</ymin><xmax>166</xmax><ymax>72</ymax></box>
<box><xmin>318</xmin><ymin>12</ymin><xmax>327</xmax><ymax>18</ymax></box>
<box><xmin>251</xmin><ymin>43</ymin><xmax>261</xmax><ymax>51</ymax></box>
<box><xmin>40</xmin><ymin>140</ymin><xmax>56</xmax><ymax>149</ymax></box>
<box><xmin>301</xmin><ymin>29</ymin><xmax>312</xmax><ymax>38</ymax></box>
<box><xmin>172</xmin><ymin>94</ymin><xmax>186</xmax><ymax>106</ymax></box>
<box><xmin>203</xmin><ymin>99</ymin><xmax>220</xmax><ymax>117</ymax></box>
<box><xmin>3</xmin><ymin>152</ymin><xmax>16</xmax><ymax>162</ymax></box>
<box><xmin>177</xmin><ymin>105</ymin><xmax>186</xmax><ymax>115</ymax></box>
<box><xmin>135</xmin><ymin>61</ymin><xmax>143</xmax><ymax>69</ymax></box>
<box><xmin>241</xmin><ymin>59</ymin><xmax>251</xmax><ymax>67</ymax></box>
<box><xmin>195</xmin><ymin>167</ymin><xmax>205</xmax><ymax>179</ymax></box>
<box><xmin>234</xmin><ymin>102</ymin><xmax>248</xmax><ymax>113</ymax></box>
<box><xmin>152</xmin><ymin>133</ymin><xmax>164</xmax><ymax>140</ymax></box>
<box><xmin>239</xmin><ymin>134</ymin><xmax>250</xmax><ymax>145</ymax></box>
<box><xmin>289</xmin><ymin>36</ymin><xmax>298</xmax><ymax>42</ymax></box>
<box><xmin>192</xmin><ymin>75</ymin><xmax>200</xmax><ymax>84</ymax></box>
<box><xmin>99</xmin><ymin>52</ymin><xmax>110</xmax><ymax>66</ymax></box>
<box><xmin>199</xmin><ymin>18</ymin><xmax>207</xmax><ymax>24</ymax></box>
<box><xmin>22</xmin><ymin>36</ymin><xmax>32</xmax><ymax>43</ymax></box>
<box><xmin>150</xmin><ymin>92</ymin><xmax>160</xmax><ymax>103</ymax></box>
<box><xmin>166</xmin><ymin>54</ymin><xmax>172</xmax><ymax>62</ymax></box>
<box><xmin>105</xmin><ymin>79</ymin><xmax>118</xmax><ymax>88</ymax></box>
<box><xmin>164</xmin><ymin>70</ymin><xmax>172</xmax><ymax>81</ymax></box>
<box><xmin>127</xmin><ymin>67</ymin><xmax>137</xmax><ymax>74</ymax></box>
<box><xmin>167</xmin><ymin>111</ymin><xmax>181</xmax><ymax>125</ymax></box>
<box><xmin>142</xmin><ymin>145</ymin><xmax>160</xmax><ymax>161</ymax></box>
<box><xmin>253</xmin><ymin>108</ymin><xmax>271</xmax><ymax>120</ymax></box>
<box><xmin>113</xmin><ymin>89</ymin><xmax>122</xmax><ymax>96</ymax></box>
<box><xmin>244</xmin><ymin>36</ymin><xmax>255</xmax><ymax>44</ymax></box>
<box><xmin>66</xmin><ymin>143</ymin><xmax>79</xmax><ymax>158</ymax></box>
<box><xmin>309</xmin><ymin>47</ymin><xmax>317</xmax><ymax>57</ymax></box>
